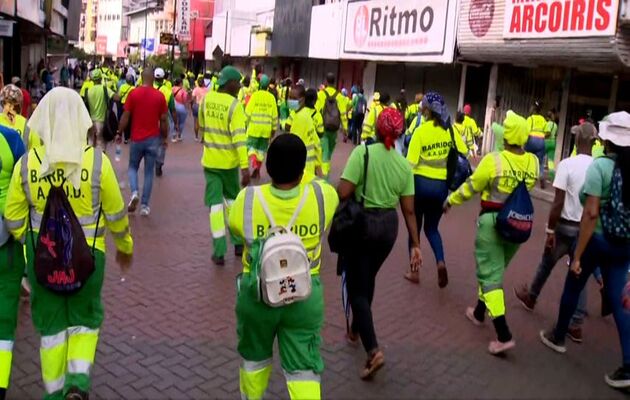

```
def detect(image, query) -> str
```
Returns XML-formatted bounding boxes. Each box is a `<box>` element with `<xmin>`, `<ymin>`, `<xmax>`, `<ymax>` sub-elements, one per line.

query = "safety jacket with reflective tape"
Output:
<box><xmin>406</xmin><ymin>121</ymin><xmax>469</xmax><ymax>180</ymax></box>
<box><xmin>199</xmin><ymin>91</ymin><xmax>248</xmax><ymax>170</ymax></box>
<box><xmin>0</xmin><ymin>126</ymin><xmax>25</xmax><ymax>212</ymax></box>
<box><xmin>0</xmin><ymin>113</ymin><xmax>42</xmax><ymax>151</ymax></box>
<box><xmin>245</xmin><ymin>90</ymin><xmax>278</xmax><ymax>139</ymax></box>
<box><xmin>447</xmin><ymin>150</ymin><xmax>539</xmax><ymax>208</ymax></box>
<box><xmin>463</xmin><ymin>115</ymin><xmax>481</xmax><ymax>138</ymax></box>
<box><xmin>228</xmin><ymin>181</ymin><xmax>339</xmax><ymax>275</ymax></box>
<box><xmin>361</xmin><ymin>104</ymin><xmax>384</xmax><ymax>141</ymax></box>
<box><xmin>453</xmin><ymin>122</ymin><xmax>475</xmax><ymax>155</ymax></box>
<box><xmin>118</xmin><ymin>83</ymin><xmax>134</xmax><ymax>104</ymax></box>
<box><xmin>5</xmin><ymin>147</ymin><xmax>133</xmax><ymax>255</ymax></box>
<box><xmin>155</xmin><ymin>82</ymin><xmax>175</xmax><ymax>113</ymax></box>
<box><xmin>286</xmin><ymin>108</ymin><xmax>324</xmax><ymax>137</ymax></box>
<box><xmin>527</xmin><ymin>114</ymin><xmax>547</xmax><ymax>139</ymax></box>
<box><xmin>289</xmin><ymin>107</ymin><xmax>323</xmax><ymax>174</ymax></box>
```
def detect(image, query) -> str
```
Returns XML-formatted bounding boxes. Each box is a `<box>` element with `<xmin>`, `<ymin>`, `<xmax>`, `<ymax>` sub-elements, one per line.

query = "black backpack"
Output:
<box><xmin>323</xmin><ymin>91</ymin><xmax>342</xmax><ymax>131</ymax></box>
<box><xmin>495</xmin><ymin>155</ymin><xmax>534</xmax><ymax>243</ymax></box>
<box><xmin>84</xmin><ymin>85</ymin><xmax>119</xmax><ymax>142</ymax></box>
<box><xmin>30</xmin><ymin>152</ymin><xmax>101</xmax><ymax>294</ymax></box>
<box><xmin>601</xmin><ymin>163</ymin><xmax>630</xmax><ymax>243</ymax></box>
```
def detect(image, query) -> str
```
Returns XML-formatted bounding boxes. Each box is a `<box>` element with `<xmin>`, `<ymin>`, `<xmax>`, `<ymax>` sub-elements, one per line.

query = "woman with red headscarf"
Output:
<box><xmin>337</xmin><ymin>107</ymin><xmax>422</xmax><ymax>380</ymax></box>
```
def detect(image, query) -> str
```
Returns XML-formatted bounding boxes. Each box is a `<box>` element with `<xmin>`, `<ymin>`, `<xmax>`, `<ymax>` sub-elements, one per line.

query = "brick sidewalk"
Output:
<box><xmin>7</xmin><ymin>127</ymin><xmax>628</xmax><ymax>399</ymax></box>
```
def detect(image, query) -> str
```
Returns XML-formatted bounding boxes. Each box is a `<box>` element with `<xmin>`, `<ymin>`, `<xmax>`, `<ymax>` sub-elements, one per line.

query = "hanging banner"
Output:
<box><xmin>503</xmin><ymin>0</ymin><xmax>619</xmax><ymax>39</ymax></box>
<box><xmin>341</xmin><ymin>0</ymin><xmax>458</xmax><ymax>63</ymax></box>
<box><xmin>176</xmin><ymin>0</ymin><xmax>191</xmax><ymax>41</ymax></box>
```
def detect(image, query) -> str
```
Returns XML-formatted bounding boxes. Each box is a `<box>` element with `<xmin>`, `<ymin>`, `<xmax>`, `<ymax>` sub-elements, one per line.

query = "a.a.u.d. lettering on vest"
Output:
<box><xmin>30</xmin><ymin>168</ymin><xmax>89</xmax><ymax>200</ymax></box>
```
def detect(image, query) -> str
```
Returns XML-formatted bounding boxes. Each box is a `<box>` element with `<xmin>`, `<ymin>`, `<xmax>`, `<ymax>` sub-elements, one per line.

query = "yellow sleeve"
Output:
<box><xmin>228</xmin><ymin>188</ymin><xmax>246</xmax><ymax>238</ymax></box>
<box><xmin>453</xmin><ymin>127</ymin><xmax>469</xmax><ymax>156</ymax></box>
<box><xmin>244</xmin><ymin>97</ymin><xmax>253</xmax><ymax>126</ymax></box>
<box><xmin>230</xmin><ymin>102</ymin><xmax>249</xmax><ymax>169</ymax></box>
<box><xmin>315</xmin><ymin>91</ymin><xmax>325</xmax><ymax>112</ymax></box>
<box><xmin>448</xmin><ymin>154</ymin><xmax>494</xmax><ymax>206</ymax></box>
<box><xmin>406</xmin><ymin>116</ymin><xmax>418</xmax><ymax>136</ymax></box>
<box><xmin>313</xmin><ymin>130</ymin><xmax>323</xmax><ymax>169</ymax></box>
<box><xmin>5</xmin><ymin>158</ymin><xmax>29</xmax><ymax>242</ymax></box>
<box><xmin>361</xmin><ymin>110</ymin><xmax>375</xmax><ymax>140</ymax></box>
<box><xmin>406</xmin><ymin>125</ymin><xmax>422</xmax><ymax>166</ymax></box>
<box><xmin>100</xmin><ymin>156</ymin><xmax>133</xmax><ymax>254</ymax></box>
<box><xmin>319</xmin><ymin>181</ymin><xmax>340</xmax><ymax>229</ymax></box>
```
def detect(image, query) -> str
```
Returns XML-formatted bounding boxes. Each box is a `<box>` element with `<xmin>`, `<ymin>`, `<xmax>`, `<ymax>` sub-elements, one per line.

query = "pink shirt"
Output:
<box><xmin>172</xmin><ymin>86</ymin><xmax>188</xmax><ymax>105</ymax></box>
<box><xmin>192</xmin><ymin>86</ymin><xmax>209</xmax><ymax>105</ymax></box>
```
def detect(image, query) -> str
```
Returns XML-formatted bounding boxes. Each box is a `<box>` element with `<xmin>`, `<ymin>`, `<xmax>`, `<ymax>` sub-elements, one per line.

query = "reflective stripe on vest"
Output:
<box><xmin>487</xmin><ymin>152</ymin><xmax>509</xmax><ymax>204</ymax></box>
<box><xmin>243</xmin><ymin>182</ymin><xmax>326</xmax><ymax>270</ymax></box>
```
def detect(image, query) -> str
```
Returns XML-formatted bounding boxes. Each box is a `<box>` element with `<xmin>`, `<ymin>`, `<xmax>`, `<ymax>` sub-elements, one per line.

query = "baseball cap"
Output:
<box><xmin>218</xmin><ymin>66</ymin><xmax>242</xmax><ymax>87</ymax></box>
<box><xmin>154</xmin><ymin>68</ymin><xmax>165</xmax><ymax>79</ymax></box>
<box><xmin>259</xmin><ymin>74</ymin><xmax>270</xmax><ymax>89</ymax></box>
<box><xmin>10</xmin><ymin>77</ymin><xmax>20</xmax><ymax>85</ymax></box>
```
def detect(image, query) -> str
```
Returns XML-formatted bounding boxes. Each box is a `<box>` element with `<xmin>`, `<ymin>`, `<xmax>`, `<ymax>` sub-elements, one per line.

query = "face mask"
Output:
<box><xmin>288</xmin><ymin>99</ymin><xmax>300</xmax><ymax>110</ymax></box>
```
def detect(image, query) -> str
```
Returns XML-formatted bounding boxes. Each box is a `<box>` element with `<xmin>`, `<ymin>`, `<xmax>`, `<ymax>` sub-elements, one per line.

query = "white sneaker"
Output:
<box><xmin>140</xmin><ymin>205</ymin><xmax>150</xmax><ymax>216</ymax></box>
<box><xmin>128</xmin><ymin>192</ymin><xmax>139</xmax><ymax>212</ymax></box>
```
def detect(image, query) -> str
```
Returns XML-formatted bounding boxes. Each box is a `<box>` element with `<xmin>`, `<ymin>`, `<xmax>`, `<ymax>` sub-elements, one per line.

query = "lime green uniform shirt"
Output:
<box><xmin>228</xmin><ymin>181</ymin><xmax>339</xmax><ymax>275</ymax></box>
<box><xmin>406</xmin><ymin>122</ymin><xmax>469</xmax><ymax>180</ymax></box>
<box><xmin>86</xmin><ymin>84</ymin><xmax>115</xmax><ymax>122</ymax></box>
<box><xmin>342</xmin><ymin>143</ymin><xmax>414</xmax><ymax>209</ymax></box>
<box><xmin>580</xmin><ymin>156</ymin><xmax>614</xmax><ymax>233</ymax></box>
<box><xmin>199</xmin><ymin>91</ymin><xmax>248</xmax><ymax>170</ymax></box>
<box><xmin>289</xmin><ymin>108</ymin><xmax>323</xmax><ymax>174</ymax></box>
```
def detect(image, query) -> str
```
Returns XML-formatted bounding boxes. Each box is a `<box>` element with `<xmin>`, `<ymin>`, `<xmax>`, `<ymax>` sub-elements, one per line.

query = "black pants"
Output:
<box><xmin>346</xmin><ymin>209</ymin><xmax>398</xmax><ymax>353</ymax></box>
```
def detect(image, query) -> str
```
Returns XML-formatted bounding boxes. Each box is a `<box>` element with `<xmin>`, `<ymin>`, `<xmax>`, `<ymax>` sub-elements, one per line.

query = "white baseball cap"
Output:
<box><xmin>154</xmin><ymin>68</ymin><xmax>165</xmax><ymax>79</ymax></box>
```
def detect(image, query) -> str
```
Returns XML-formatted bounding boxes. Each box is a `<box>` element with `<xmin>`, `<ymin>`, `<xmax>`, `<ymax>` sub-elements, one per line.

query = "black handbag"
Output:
<box><xmin>446</xmin><ymin>126</ymin><xmax>472</xmax><ymax>191</ymax></box>
<box><xmin>328</xmin><ymin>145</ymin><xmax>370</xmax><ymax>254</ymax></box>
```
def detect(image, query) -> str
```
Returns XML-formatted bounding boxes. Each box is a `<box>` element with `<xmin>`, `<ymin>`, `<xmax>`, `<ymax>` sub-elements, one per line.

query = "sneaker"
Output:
<box><xmin>171</xmin><ymin>138</ymin><xmax>178</xmax><ymax>143</ymax></box>
<box><xmin>360</xmin><ymin>350</ymin><xmax>385</xmax><ymax>380</ymax></box>
<box><xmin>65</xmin><ymin>387</ymin><xmax>89</xmax><ymax>400</ymax></box>
<box><xmin>235</xmin><ymin>245</ymin><xmax>244</xmax><ymax>257</ymax></box>
<box><xmin>212</xmin><ymin>255</ymin><xmax>225</xmax><ymax>266</ymax></box>
<box><xmin>465</xmin><ymin>307</ymin><xmax>484</xmax><ymax>327</ymax></box>
<box><xmin>156</xmin><ymin>164</ymin><xmax>163</xmax><ymax>177</ymax></box>
<box><xmin>567</xmin><ymin>325</ymin><xmax>583</xmax><ymax>344</ymax></box>
<box><xmin>539</xmin><ymin>330</ymin><xmax>566</xmax><ymax>354</ymax></box>
<box><xmin>127</xmin><ymin>192</ymin><xmax>139</xmax><ymax>213</ymax></box>
<box><xmin>488</xmin><ymin>339</ymin><xmax>516</xmax><ymax>355</ymax></box>
<box><xmin>514</xmin><ymin>285</ymin><xmax>536</xmax><ymax>311</ymax></box>
<box><xmin>605</xmin><ymin>367</ymin><xmax>630</xmax><ymax>389</ymax></box>
<box><xmin>140</xmin><ymin>205</ymin><xmax>150</xmax><ymax>217</ymax></box>
<box><xmin>177</xmin><ymin>136</ymin><xmax>183</xmax><ymax>142</ymax></box>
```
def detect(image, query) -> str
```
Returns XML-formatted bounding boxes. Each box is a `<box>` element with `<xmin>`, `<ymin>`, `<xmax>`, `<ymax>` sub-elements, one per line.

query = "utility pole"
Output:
<box><xmin>170</xmin><ymin>0</ymin><xmax>178</xmax><ymax>75</ymax></box>
<box><xmin>143</xmin><ymin>0</ymin><xmax>148</xmax><ymax>67</ymax></box>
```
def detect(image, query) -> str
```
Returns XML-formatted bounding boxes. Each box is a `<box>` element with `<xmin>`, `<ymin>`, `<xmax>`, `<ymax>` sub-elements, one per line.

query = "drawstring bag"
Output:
<box><xmin>446</xmin><ymin>126</ymin><xmax>472</xmax><ymax>191</ymax></box>
<box><xmin>600</xmin><ymin>163</ymin><xmax>630</xmax><ymax>243</ymax></box>
<box><xmin>495</xmin><ymin>155</ymin><xmax>534</xmax><ymax>243</ymax></box>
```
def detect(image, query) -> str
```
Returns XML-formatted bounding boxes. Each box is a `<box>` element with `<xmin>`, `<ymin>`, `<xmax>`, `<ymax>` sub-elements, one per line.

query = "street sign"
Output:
<box><xmin>160</xmin><ymin>32</ymin><xmax>179</xmax><ymax>45</ymax></box>
<box><xmin>141</xmin><ymin>38</ymin><xmax>155</xmax><ymax>52</ymax></box>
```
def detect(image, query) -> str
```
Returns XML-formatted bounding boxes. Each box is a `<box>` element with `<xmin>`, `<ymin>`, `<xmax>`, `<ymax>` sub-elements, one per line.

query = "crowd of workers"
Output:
<box><xmin>0</xmin><ymin>59</ymin><xmax>628</xmax><ymax>400</ymax></box>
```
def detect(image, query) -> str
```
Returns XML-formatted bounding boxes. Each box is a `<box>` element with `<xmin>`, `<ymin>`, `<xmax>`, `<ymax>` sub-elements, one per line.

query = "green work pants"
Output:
<box><xmin>203</xmin><ymin>168</ymin><xmax>243</xmax><ymax>258</ymax></box>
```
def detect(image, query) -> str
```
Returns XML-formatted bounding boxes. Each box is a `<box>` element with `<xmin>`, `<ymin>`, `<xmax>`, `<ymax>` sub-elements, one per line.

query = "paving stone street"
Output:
<box><xmin>7</xmin><ymin>121</ymin><xmax>628</xmax><ymax>399</ymax></box>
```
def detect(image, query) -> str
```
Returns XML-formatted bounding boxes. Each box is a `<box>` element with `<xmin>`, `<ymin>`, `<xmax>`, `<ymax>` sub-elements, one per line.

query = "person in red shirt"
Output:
<box><xmin>11</xmin><ymin>77</ymin><xmax>31</xmax><ymax>118</ymax></box>
<box><xmin>118</xmin><ymin>67</ymin><xmax>168</xmax><ymax>217</ymax></box>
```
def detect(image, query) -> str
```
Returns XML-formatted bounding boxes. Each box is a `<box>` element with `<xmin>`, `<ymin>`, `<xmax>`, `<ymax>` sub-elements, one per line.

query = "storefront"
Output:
<box><xmin>340</xmin><ymin>0</ymin><xmax>459</xmax><ymax>106</ymax></box>
<box><xmin>458</xmin><ymin>0</ymin><xmax>630</xmax><ymax>158</ymax></box>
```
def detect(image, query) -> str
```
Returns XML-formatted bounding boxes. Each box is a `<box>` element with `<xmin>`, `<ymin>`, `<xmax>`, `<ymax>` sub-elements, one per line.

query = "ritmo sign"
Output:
<box><xmin>503</xmin><ymin>0</ymin><xmax>619</xmax><ymax>39</ymax></box>
<box><xmin>342</xmin><ymin>0</ymin><xmax>457</xmax><ymax>62</ymax></box>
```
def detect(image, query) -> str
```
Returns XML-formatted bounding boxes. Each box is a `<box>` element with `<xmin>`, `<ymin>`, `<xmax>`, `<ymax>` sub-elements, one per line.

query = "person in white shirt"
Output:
<box><xmin>514</xmin><ymin>123</ymin><xmax>597</xmax><ymax>343</ymax></box>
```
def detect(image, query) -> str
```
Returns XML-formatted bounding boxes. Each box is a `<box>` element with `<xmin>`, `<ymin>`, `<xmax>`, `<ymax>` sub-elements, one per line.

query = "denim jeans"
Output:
<box><xmin>529</xmin><ymin>221</ymin><xmax>587</xmax><ymax>326</ymax></box>
<box><xmin>128</xmin><ymin>135</ymin><xmax>160</xmax><ymax>206</ymax></box>
<box><xmin>525</xmin><ymin>136</ymin><xmax>545</xmax><ymax>175</ymax></box>
<box><xmin>552</xmin><ymin>233</ymin><xmax>630</xmax><ymax>367</ymax></box>
<box><xmin>174</xmin><ymin>103</ymin><xmax>187</xmax><ymax>137</ymax></box>
<box><xmin>409</xmin><ymin>175</ymin><xmax>449</xmax><ymax>264</ymax></box>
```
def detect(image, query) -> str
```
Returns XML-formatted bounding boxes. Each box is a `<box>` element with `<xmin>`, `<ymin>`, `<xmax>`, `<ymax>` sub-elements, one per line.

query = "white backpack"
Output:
<box><xmin>254</xmin><ymin>185</ymin><xmax>312</xmax><ymax>307</ymax></box>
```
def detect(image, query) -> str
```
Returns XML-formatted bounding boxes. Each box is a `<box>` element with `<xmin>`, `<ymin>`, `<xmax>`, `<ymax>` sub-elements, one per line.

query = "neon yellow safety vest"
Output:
<box><xmin>527</xmin><ymin>114</ymin><xmax>547</xmax><ymax>138</ymax></box>
<box><xmin>118</xmin><ymin>83</ymin><xmax>134</xmax><ymax>104</ymax></box>
<box><xmin>245</xmin><ymin>90</ymin><xmax>278</xmax><ymax>139</ymax></box>
<box><xmin>289</xmin><ymin>107</ymin><xmax>322</xmax><ymax>175</ymax></box>
<box><xmin>406</xmin><ymin>121</ymin><xmax>470</xmax><ymax>180</ymax></box>
<box><xmin>228</xmin><ymin>181</ymin><xmax>339</xmax><ymax>275</ymax></box>
<box><xmin>453</xmin><ymin>122</ymin><xmax>475</xmax><ymax>155</ymax></box>
<box><xmin>5</xmin><ymin>147</ymin><xmax>133</xmax><ymax>254</ymax></box>
<box><xmin>463</xmin><ymin>115</ymin><xmax>481</xmax><ymax>138</ymax></box>
<box><xmin>0</xmin><ymin>113</ymin><xmax>42</xmax><ymax>150</ymax></box>
<box><xmin>199</xmin><ymin>91</ymin><xmax>248</xmax><ymax>170</ymax></box>
<box><xmin>448</xmin><ymin>150</ymin><xmax>539</xmax><ymax>207</ymax></box>
<box><xmin>80</xmin><ymin>80</ymin><xmax>94</xmax><ymax>97</ymax></box>
<box><xmin>361</xmin><ymin>104</ymin><xmax>384</xmax><ymax>141</ymax></box>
